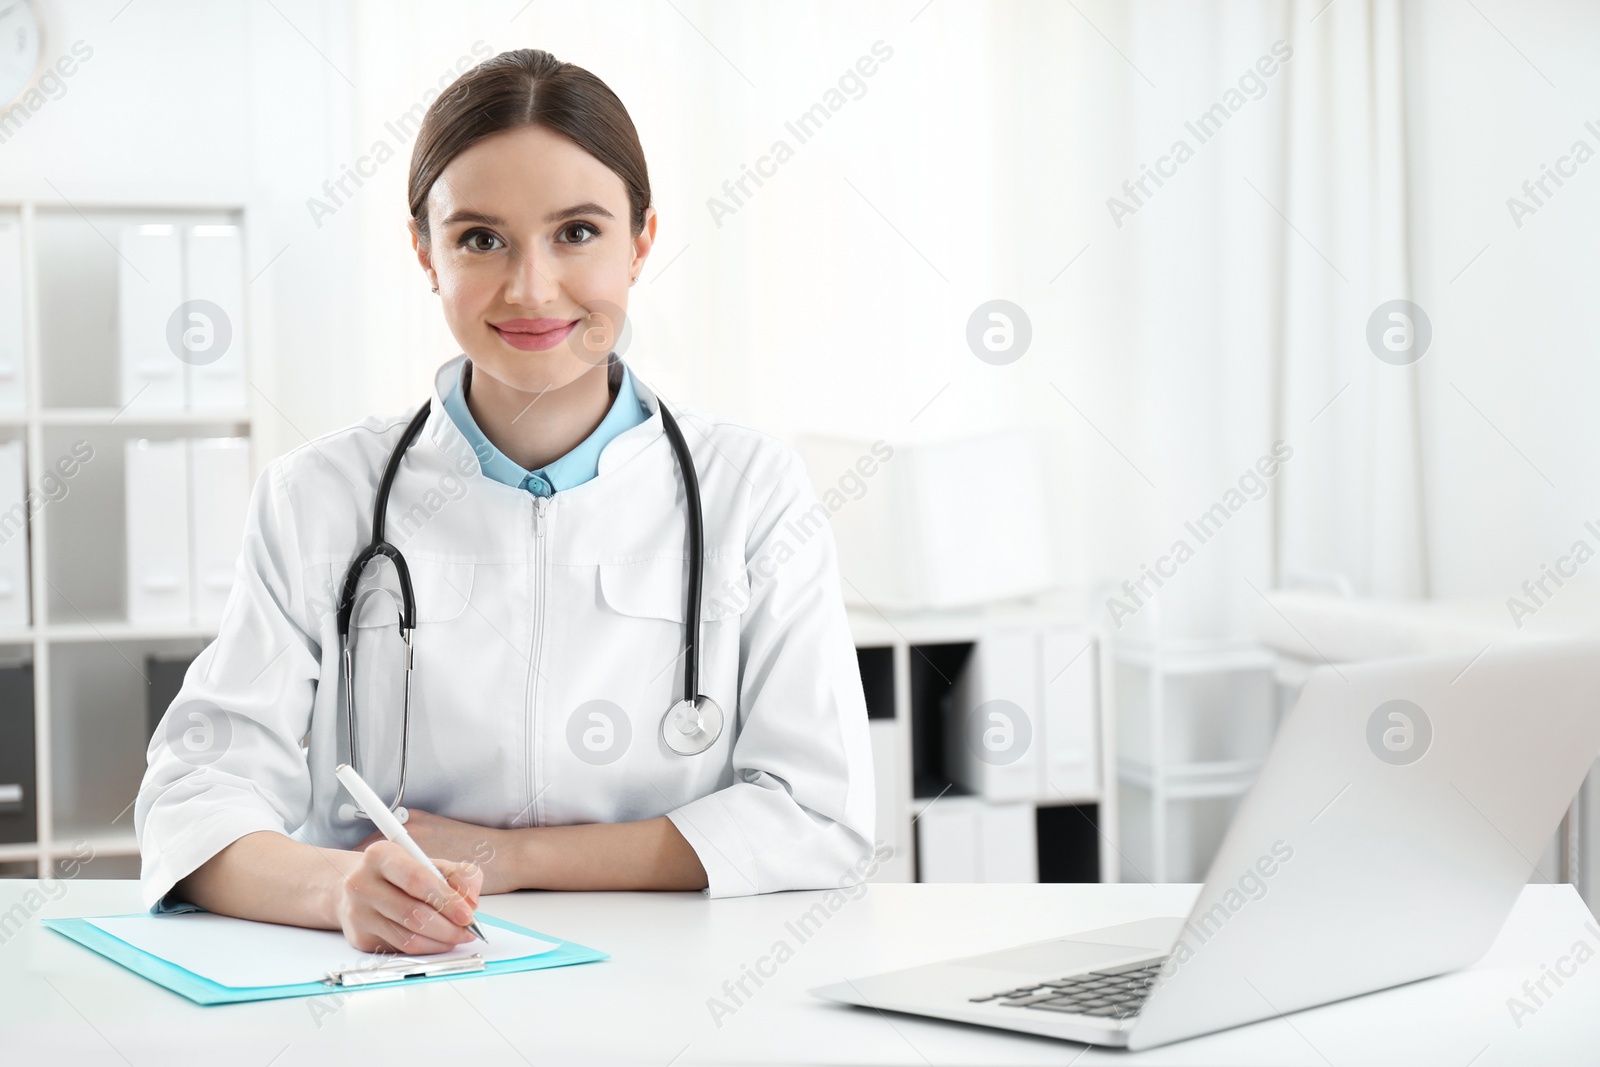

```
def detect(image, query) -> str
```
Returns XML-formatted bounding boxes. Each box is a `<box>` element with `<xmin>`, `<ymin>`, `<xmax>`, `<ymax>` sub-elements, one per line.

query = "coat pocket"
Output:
<box><xmin>596</xmin><ymin>552</ymin><xmax>749</xmax><ymax>624</ymax></box>
<box><xmin>593</xmin><ymin>553</ymin><xmax>750</xmax><ymax>758</ymax></box>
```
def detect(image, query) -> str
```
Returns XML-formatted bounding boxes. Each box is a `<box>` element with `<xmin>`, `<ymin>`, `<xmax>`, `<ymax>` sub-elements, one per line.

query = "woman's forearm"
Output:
<box><xmin>175</xmin><ymin>830</ymin><xmax>362</xmax><ymax>928</ymax></box>
<box><xmin>180</xmin><ymin>815</ymin><xmax>708</xmax><ymax>922</ymax></box>
<box><xmin>502</xmin><ymin>816</ymin><xmax>708</xmax><ymax>891</ymax></box>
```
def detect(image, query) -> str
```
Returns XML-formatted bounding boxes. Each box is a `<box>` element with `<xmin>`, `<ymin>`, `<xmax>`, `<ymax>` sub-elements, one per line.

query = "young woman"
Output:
<box><xmin>135</xmin><ymin>48</ymin><xmax>876</xmax><ymax>955</ymax></box>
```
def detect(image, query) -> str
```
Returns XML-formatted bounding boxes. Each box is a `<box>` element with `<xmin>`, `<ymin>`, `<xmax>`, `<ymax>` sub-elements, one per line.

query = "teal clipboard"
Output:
<box><xmin>41</xmin><ymin>911</ymin><xmax>609</xmax><ymax>1006</ymax></box>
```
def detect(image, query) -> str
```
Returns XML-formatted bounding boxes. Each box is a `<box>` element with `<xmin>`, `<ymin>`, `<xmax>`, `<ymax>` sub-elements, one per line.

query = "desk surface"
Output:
<box><xmin>1</xmin><ymin>880</ymin><xmax>1596</xmax><ymax>1066</ymax></box>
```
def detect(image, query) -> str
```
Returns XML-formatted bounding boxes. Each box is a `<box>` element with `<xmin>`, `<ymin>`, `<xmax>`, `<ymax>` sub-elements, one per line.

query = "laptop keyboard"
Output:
<box><xmin>968</xmin><ymin>958</ymin><xmax>1167</xmax><ymax>1020</ymax></box>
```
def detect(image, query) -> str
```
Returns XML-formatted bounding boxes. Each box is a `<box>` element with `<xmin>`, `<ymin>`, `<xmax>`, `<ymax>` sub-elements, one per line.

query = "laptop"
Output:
<box><xmin>810</xmin><ymin>638</ymin><xmax>1600</xmax><ymax>1050</ymax></box>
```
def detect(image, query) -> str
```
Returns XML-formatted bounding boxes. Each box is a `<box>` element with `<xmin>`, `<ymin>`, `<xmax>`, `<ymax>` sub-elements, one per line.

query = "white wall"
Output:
<box><xmin>1406</xmin><ymin>0</ymin><xmax>1600</xmax><ymax>600</ymax></box>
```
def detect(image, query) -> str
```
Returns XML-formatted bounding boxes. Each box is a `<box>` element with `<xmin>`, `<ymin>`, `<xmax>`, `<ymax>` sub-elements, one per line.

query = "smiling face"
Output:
<box><xmin>411</xmin><ymin>123</ymin><xmax>655</xmax><ymax>395</ymax></box>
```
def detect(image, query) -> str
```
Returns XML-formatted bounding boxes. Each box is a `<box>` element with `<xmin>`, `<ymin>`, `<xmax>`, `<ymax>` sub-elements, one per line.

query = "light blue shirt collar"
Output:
<box><xmin>442</xmin><ymin>355</ymin><xmax>648</xmax><ymax>497</ymax></box>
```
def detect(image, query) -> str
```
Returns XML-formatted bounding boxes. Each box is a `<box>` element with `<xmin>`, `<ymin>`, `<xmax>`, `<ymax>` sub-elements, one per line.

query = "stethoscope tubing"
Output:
<box><xmin>334</xmin><ymin>384</ymin><xmax>714</xmax><ymax>817</ymax></box>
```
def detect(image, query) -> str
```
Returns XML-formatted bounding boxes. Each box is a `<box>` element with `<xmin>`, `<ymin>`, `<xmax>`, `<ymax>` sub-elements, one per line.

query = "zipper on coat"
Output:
<box><xmin>527</xmin><ymin>493</ymin><xmax>549</xmax><ymax>828</ymax></box>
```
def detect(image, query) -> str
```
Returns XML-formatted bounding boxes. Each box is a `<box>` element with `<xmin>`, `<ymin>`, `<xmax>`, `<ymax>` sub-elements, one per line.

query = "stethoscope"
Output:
<box><xmin>334</xmin><ymin>385</ymin><xmax>724</xmax><ymax>822</ymax></box>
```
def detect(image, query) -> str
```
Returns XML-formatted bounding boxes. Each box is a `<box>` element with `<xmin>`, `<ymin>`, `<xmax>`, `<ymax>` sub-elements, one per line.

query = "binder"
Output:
<box><xmin>944</xmin><ymin>624</ymin><xmax>1042</xmax><ymax>802</ymax></box>
<box><xmin>125</xmin><ymin>439</ymin><xmax>191</xmax><ymax>623</ymax></box>
<box><xmin>0</xmin><ymin>439</ymin><xmax>28</xmax><ymax>628</ymax></box>
<box><xmin>0</xmin><ymin>659</ymin><xmax>34</xmax><ymax>845</ymax></box>
<box><xmin>1041</xmin><ymin>624</ymin><xmax>1099</xmax><ymax>799</ymax></box>
<box><xmin>43</xmin><ymin>909</ymin><xmax>608</xmax><ymax>1005</ymax></box>
<box><xmin>187</xmin><ymin>437</ymin><xmax>249</xmax><ymax>623</ymax></box>
<box><xmin>182</xmin><ymin>226</ymin><xmax>246</xmax><ymax>411</ymax></box>
<box><xmin>945</xmin><ymin>624</ymin><xmax>1099</xmax><ymax>803</ymax></box>
<box><xmin>915</xmin><ymin>795</ymin><xmax>1038</xmax><ymax>882</ymax></box>
<box><xmin>117</xmin><ymin>225</ymin><xmax>185</xmax><ymax>413</ymax></box>
<box><xmin>0</xmin><ymin>218</ymin><xmax>24</xmax><ymax>412</ymax></box>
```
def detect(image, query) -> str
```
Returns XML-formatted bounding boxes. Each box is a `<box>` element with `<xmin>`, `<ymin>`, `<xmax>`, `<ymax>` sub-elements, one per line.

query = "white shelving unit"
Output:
<box><xmin>846</xmin><ymin>591</ymin><xmax>1120</xmax><ymax>885</ymax></box>
<box><xmin>0</xmin><ymin>200</ymin><xmax>254</xmax><ymax>877</ymax></box>
<box><xmin>1113</xmin><ymin>636</ymin><xmax>1277</xmax><ymax>884</ymax></box>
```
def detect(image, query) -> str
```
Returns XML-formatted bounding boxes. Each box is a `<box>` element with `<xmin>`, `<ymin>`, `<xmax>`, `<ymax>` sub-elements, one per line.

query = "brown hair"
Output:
<box><xmin>407</xmin><ymin>48</ymin><xmax>652</xmax><ymax>245</ymax></box>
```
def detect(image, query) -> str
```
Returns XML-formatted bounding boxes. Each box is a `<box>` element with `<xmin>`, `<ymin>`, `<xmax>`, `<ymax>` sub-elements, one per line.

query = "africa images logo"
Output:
<box><xmin>1366</xmin><ymin>699</ymin><xmax>1432</xmax><ymax>766</ymax></box>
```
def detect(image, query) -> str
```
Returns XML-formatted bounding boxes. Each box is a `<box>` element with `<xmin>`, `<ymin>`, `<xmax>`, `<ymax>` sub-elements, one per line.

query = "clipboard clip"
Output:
<box><xmin>324</xmin><ymin>952</ymin><xmax>486</xmax><ymax>987</ymax></box>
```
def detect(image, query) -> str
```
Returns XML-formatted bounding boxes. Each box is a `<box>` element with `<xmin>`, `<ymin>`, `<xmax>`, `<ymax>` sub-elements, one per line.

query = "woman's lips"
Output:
<box><xmin>491</xmin><ymin>320</ymin><xmax>577</xmax><ymax>351</ymax></box>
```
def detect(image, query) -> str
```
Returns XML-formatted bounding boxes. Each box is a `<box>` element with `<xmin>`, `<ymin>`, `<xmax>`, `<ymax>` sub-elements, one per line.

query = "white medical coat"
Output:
<box><xmin>134</xmin><ymin>354</ymin><xmax>876</xmax><ymax>907</ymax></box>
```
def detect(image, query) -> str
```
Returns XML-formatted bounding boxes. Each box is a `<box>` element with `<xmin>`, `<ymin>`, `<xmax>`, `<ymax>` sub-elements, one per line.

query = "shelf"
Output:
<box><xmin>911</xmin><ymin>783</ymin><xmax>973</xmax><ymax>816</ymax></box>
<box><xmin>23</xmin><ymin>199</ymin><xmax>248</xmax><ymax>214</ymax></box>
<box><xmin>1115</xmin><ymin>639</ymin><xmax>1275</xmax><ymax>675</ymax></box>
<box><xmin>41</xmin><ymin>620</ymin><xmax>220</xmax><ymax>643</ymax></box>
<box><xmin>49</xmin><ymin>828</ymin><xmax>138</xmax><ymax>858</ymax></box>
<box><xmin>38</xmin><ymin>408</ymin><xmax>252</xmax><ymax>426</ymax></box>
<box><xmin>0</xmin><ymin>200</ymin><xmax>255</xmax><ymax>883</ymax></box>
<box><xmin>0</xmin><ymin>835</ymin><xmax>143</xmax><ymax>873</ymax></box>
<box><xmin>0</xmin><ymin>410</ymin><xmax>251</xmax><ymax>427</ymax></box>
<box><xmin>846</xmin><ymin>589</ymin><xmax>1090</xmax><ymax>647</ymax></box>
<box><xmin>0</xmin><ymin>841</ymin><xmax>37</xmax><ymax>862</ymax></box>
<box><xmin>1118</xmin><ymin>757</ymin><xmax>1265</xmax><ymax>799</ymax></box>
<box><xmin>0</xmin><ymin>622</ymin><xmax>220</xmax><ymax>643</ymax></box>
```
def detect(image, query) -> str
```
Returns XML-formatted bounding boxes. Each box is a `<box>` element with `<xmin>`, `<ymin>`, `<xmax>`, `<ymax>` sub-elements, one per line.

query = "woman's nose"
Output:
<box><xmin>503</xmin><ymin>239</ymin><xmax>557</xmax><ymax>306</ymax></box>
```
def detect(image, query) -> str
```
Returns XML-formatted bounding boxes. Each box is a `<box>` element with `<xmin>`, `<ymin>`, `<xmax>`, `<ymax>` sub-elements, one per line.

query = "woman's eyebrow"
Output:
<box><xmin>545</xmin><ymin>202</ymin><xmax>616</xmax><ymax>223</ymax></box>
<box><xmin>439</xmin><ymin>203</ymin><xmax>617</xmax><ymax>228</ymax></box>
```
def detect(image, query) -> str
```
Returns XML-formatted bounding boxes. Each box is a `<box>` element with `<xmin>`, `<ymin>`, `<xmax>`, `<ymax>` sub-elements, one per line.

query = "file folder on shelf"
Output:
<box><xmin>126</xmin><ymin>437</ymin><xmax>250</xmax><ymax>625</ymax></box>
<box><xmin>944</xmin><ymin>624</ymin><xmax>1099</xmax><ymax>803</ymax></box>
<box><xmin>125</xmin><ymin>439</ymin><xmax>191</xmax><ymax>624</ymax></box>
<box><xmin>182</xmin><ymin>225</ymin><xmax>246</xmax><ymax>411</ymax></box>
<box><xmin>0</xmin><ymin>218</ymin><xmax>24</xmax><ymax>412</ymax></box>
<box><xmin>117</xmin><ymin>225</ymin><xmax>185</xmax><ymax>413</ymax></box>
<box><xmin>188</xmin><ymin>437</ymin><xmax>249</xmax><ymax>623</ymax></box>
<box><xmin>914</xmin><ymin>795</ymin><xmax>1038</xmax><ymax>882</ymax></box>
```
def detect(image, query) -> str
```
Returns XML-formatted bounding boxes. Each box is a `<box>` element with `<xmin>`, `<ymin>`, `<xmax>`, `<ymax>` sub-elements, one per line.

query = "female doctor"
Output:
<box><xmin>134</xmin><ymin>48</ymin><xmax>877</xmax><ymax>955</ymax></box>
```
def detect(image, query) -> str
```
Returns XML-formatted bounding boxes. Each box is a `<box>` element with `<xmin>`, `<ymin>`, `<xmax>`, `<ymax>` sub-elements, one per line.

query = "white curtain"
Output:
<box><xmin>1274</xmin><ymin>0</ymin><xmax>1429</xmax><ymax>603</ymax></box>
<box><xmin>1090</xmin><ymin>0</ymin><xmax>1428</xmax><ymax>649</ymax></box>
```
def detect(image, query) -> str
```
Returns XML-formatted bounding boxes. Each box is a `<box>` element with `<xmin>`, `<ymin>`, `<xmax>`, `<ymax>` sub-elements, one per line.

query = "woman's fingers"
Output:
<box><xmin>365</xmin><ymin>877</ymin><xmax>476</xmax><ymax>947</ymax></box>
<box><xmin>366</xmin><ymin>912</ymin><xmax>462</xmax><ymax>956</ymax></box>
<box><xmin>364</xmin><ymin>841</ymin><xmax>470</xmax><ymax>922</ymax></box>
<box><xmin>336</xmin><ymin>842</ymin><xmax>478</xmax><ymax>952</ymax></box>
<box><xmin>437</xmin><ymin>857</ymin><xmax>484</xmax><ymax>911</ymax></box>
<box><xmin>335</xmin><ymin>842</ymin><xmax>488</xmax><ymax>954</ymax></box>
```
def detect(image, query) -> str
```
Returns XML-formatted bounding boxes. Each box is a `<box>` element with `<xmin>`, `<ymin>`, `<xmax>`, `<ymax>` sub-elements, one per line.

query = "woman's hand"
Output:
<box><xmin>356</xmin><ymin>809</ymin><xmax>521</xmax><ymax>895</ymax></box>
<box><xmin>333</xmin><ymin>839</ymin><xmax>483</xmax><ymax>954</ymax></box>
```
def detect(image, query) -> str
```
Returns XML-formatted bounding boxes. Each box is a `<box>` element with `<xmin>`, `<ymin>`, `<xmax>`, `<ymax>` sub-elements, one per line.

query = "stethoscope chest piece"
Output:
<box><xmin>663</xmin><ymin>695</ymin><xmax>723</xmax><ymax>756</ymax></box>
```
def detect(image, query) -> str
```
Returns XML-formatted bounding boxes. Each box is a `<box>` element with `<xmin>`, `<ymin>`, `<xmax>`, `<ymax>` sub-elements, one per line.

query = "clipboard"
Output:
<box><xmin>42</xmin><ymin>910</ymin><xmax>609</xmax><ymax>1005</ymax></box>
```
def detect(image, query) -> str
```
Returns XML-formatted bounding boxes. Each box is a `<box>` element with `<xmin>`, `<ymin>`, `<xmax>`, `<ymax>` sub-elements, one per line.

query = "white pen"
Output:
<box><xmin>334</xmin><ymin>763</ymin><xmax>489</xmax><ymax>944</ymax></box>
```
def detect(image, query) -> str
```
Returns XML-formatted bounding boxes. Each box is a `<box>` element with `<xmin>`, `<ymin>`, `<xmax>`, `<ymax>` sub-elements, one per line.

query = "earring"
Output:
<box><xmin>431</xmin><ymin>285</ymin><xmax>439</xmax><ymax>293</ymax></box>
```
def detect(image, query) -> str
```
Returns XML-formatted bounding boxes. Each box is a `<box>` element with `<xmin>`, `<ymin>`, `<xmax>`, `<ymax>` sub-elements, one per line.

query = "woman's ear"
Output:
<box><xmin>409</xmin><ymin>217</ymin><xmax>437</xmax><ymax>291</ymax></box>
<box><xmin>630</xmin><ymin>206</ymin><xmax>658</xmax><ymax>284</ymax></box>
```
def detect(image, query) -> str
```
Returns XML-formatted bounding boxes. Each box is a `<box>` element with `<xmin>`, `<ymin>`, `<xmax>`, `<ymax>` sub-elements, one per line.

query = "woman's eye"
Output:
<box><xmin>561</xmin><ymin>222</ymin><xmax>600</xmax><ymax>244</ymax></box>
<box><xmin>460</xmin><ymin>228</ymin><xmax>503</xmax><ymax>252</ymax></box>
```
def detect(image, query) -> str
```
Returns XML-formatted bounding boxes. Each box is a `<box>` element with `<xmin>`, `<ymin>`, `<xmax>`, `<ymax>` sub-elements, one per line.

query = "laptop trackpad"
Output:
<box><xmin>952</xmin><ymin>939</ymin><xmax>1157</xmax><ymax>974</ymax></box>
<box><xmin>952</xmin><ymin>919</ymin><xmax>1182</xmax><ymax>974</ymax></box>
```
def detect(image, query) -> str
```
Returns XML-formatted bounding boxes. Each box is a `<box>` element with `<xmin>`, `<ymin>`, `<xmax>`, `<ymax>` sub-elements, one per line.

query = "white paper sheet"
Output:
<box><xmin>87</xmin><ymin>912</ymin><xmax>559</xmax><ymax>988</ymax></box>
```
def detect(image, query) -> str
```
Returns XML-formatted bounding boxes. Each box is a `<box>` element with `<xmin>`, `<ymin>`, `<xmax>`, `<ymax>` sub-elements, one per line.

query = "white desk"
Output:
<box><xmin>1</xmin><ymin>880</ymin><xmax>1596</xmax><ymax>1065</ymax></box>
